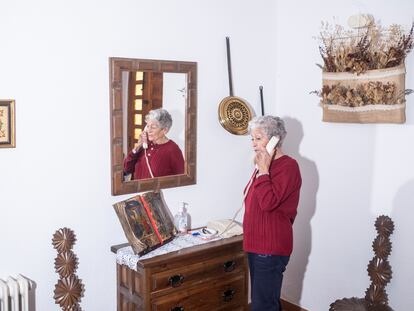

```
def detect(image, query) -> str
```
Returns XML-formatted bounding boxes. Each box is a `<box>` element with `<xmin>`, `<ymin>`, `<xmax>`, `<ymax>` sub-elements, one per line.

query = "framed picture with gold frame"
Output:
<box><xmin>0</xmin><ymin>100</ymin><xmax>16</xmax><ymax>148</ymax></box>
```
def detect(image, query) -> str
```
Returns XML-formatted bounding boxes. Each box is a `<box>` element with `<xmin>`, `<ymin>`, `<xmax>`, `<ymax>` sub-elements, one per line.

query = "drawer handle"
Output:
<box><xmin>170</xmin><ymin>307</ymin><xmax>184</xmax><ymax>311</ymax></box>
<box><xmin>168</xmin><ymin>274</ymin><xmax>184</xmax><ymax>287</ymax></box>
<box><xmin>223</xmin><ymin>260</ymin><xmax>236</xmax><ymax>272</ymax></box>
<box><xmin>222</xmin><ymin>289</ymin><xmax>235</xmax><ymax>302</ymax></box>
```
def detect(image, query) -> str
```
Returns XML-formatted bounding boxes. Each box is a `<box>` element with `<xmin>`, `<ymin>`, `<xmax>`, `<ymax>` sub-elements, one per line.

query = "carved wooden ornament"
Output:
<box><xmin>52</xmin><ymin>227</ymin><xmax>84</xmax><ymax>310</ymax></box>
<box><xmin>52</xmin><ymin>228</ymin><xmax>76</xmax><ymax>253</ymax></box>
<box><xmin>330</xmin><ymin>215</ymin><xmax>395</xmax><ymax>311</ymax></box>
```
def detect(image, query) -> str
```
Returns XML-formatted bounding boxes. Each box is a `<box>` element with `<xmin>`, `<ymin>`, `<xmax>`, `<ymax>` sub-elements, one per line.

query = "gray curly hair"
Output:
<box><xmin>248</xmin><ymin>115</ymin><xmax>287</xmax><ymax>147</ymax></box>
<box><xmin>145</xmin><ymin>108</ymin><xmax>173</xmax><ymax>130</ymax></box>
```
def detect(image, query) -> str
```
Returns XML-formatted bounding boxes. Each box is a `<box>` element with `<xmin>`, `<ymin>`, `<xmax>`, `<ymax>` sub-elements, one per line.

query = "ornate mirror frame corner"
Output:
<box><xmin>109</xmin><ymin>57</ymin><xmax>197</xmax><ymax>195</ymax></box>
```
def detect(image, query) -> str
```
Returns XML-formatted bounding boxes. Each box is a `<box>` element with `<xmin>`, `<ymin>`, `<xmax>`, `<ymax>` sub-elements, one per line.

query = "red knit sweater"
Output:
<box><xmin>123</xmin><ymin>140</ymin><xmax>184</xmax><ymax>179</ymax></box>
<box><xmin>243</xmin><ymin>155</ymin><xmax>302</xmax><ymax>256</ymax></box>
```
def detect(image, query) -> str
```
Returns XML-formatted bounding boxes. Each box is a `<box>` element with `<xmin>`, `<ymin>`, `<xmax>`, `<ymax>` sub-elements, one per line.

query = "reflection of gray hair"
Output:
<box><xmin>145</xmin><ymin>108</ymin><xmax>173</xmax><ymax>130</ymax></box>
<box><xmin>248</xmin><ymin>115</ymin><xmax>287</xmax><ymax>147</ymax></box>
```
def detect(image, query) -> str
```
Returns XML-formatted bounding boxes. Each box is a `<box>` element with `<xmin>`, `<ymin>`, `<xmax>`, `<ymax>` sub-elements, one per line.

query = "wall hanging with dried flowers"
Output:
<box><xmin>313</xmin><ymin>15</ymin><xmax>413</xmax><ymax>123</ymax></box>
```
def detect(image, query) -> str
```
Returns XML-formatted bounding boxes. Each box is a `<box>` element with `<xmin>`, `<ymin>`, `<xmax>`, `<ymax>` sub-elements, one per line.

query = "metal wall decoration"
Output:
<box><xmin>218</xmin><ymin>37</ymin><xmax>253</xmax><ymax>135</ymax></box>
<box><xmin>52</xmin><ymin>228</ymin><xmax>84</xmax><ymax>310</ymax></box>
<box><xmin>329</xmin><ymin>215</ymin><xmax>395</xmax><ymax>311</ymax></box>
<box><xmin>259</xmin><ymin>86</ymin><xmax>265</xmax><ymax>116</ymax></box>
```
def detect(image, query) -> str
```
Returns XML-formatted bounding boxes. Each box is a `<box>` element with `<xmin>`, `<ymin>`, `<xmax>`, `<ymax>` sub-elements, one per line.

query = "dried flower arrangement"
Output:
<box><xmin>314</xmin><ymin>15</ymin><xmax>413</xmax><ymax>123</ymax></box>
<box><xmin>313</xmin><ymin>82</ymin><xmax>413</xmax><ymax>107</ymax></box>
<box><xmin>318</xmin><ymin>19</ymin><xmax>414</xmax><ymax>75</ymax></box>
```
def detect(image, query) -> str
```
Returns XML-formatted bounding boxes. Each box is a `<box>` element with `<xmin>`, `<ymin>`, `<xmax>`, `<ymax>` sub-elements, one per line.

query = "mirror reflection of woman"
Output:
<box><xmin>123</xmin><ymin>108</ymin><xmax>184</xmax><ymax>180</ymax></box>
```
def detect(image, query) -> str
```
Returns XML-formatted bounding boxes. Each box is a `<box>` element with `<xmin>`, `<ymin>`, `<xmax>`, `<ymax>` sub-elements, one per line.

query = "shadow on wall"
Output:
<box><xmin>389</xmin><ymin>179</ymin><xmax>414</xmax><ymax>310</ymax></box>
<box><xmin>281</xmin><ymin>117</ymin><xmax>319</xmax><ymax>304</ymax></box>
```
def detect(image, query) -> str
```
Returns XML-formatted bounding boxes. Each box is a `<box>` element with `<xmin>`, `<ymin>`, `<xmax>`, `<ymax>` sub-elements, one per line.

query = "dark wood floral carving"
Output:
<box><xmin>52</xmin><ymin>228</ymin><xmax>84</xmax><ymax>310</ymax></box>
<box><xmin>330</xmin><ymin>215</ymin><xmax>394</xmax><ymax>311</ymax></box>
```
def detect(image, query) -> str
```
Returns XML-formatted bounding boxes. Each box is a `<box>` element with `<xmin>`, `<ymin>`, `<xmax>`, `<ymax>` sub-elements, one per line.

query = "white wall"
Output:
<box><xmin>274</xmin><ymin>1</ymin><xmax>414</xmax><ymax>310</ymax></box>
<box><xmin>1</xmin><ymin>0</ymin><xmax>413</xmax><ymax>310</ymax></box>
<box><xmin>163</xmin><ymin>72</ymin><xmax>186</xmax><ymax>153</ymax></box>
<box><xmin>0</xmin><ymin>0</ymin><xmax>276</xmax><ymax>310</ymax></box>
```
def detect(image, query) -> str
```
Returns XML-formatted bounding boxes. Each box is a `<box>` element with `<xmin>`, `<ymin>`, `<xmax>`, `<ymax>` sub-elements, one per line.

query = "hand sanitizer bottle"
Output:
<box><xmin>174</xmin><ymin>202</ymin><xmax>189</xmax><ymax>234</ymax></box>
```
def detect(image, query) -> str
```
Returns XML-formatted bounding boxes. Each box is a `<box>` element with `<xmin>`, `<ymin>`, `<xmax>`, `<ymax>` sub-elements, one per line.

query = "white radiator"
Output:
<box><xmin>0</xmin><ymin>275</ymin><xmax>35</xmax><ymax>311</ymax></box>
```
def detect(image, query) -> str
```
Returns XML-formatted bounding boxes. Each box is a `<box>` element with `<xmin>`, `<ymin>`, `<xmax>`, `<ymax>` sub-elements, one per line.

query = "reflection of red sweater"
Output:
<box><xmin>243</xmin><ymin>155</ymin><xmax>302</xmax><ymax>256</ymax></box>
<box><xmin>123</xmin><ymin>140</ymin><xmax>184</xmax><ymax>180</ymax></box>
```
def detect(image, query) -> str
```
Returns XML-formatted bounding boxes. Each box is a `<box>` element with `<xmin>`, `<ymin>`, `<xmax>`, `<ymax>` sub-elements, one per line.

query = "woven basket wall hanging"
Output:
<box><xmin>314</xmin><ymin>15</ymin><xmax>413</xmax><ymax>124</ymax></box>
<box><xmin>321</xmin><ymin>64</ymin><xmax>406</xmax><ymax>123</ymax></box>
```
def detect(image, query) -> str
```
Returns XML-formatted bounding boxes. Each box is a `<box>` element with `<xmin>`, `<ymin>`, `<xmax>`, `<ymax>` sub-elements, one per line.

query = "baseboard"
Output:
<box><xmin>248</xmin><ymin>299</ymin><xmax>308</xmax><ymax>311</ymax></box>
<box><xmin>281</xmin><ymin>298</ymin><xmax>308</xmax><ymax>311</ymax></box>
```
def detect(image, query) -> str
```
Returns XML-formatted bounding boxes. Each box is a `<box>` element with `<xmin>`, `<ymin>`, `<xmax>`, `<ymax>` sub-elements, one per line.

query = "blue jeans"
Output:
<box><xmin>248</xmin><ymin>252</ymin><xmax>290</xmax><ymax>311</ymax></box>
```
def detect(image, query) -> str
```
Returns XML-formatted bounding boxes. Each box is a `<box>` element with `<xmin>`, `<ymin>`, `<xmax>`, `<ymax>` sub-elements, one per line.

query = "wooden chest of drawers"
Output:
<box><xmin>111</xmin><ymin>235</ymin><xmax>248</xmax><ymax>311</ymax></box>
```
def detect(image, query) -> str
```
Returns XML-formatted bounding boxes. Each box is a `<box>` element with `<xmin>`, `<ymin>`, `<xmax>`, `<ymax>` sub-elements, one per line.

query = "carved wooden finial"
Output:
<box><xmin>374</xmin><ymin>216</ymin><xmax>394</xmax><ymax>238</ymax></box>
<box><xmin>52</xmin><ymin>228</ymin><xmax>76</xmax><ymax>253</ymax></box>
<box><xmin>53</xmin><ymin>275</ymin><xmax>83</xmax><ymax>309</ymax></box>
<box><xmin>52</xmin><ymin>228</ymin><xmax>84</xmax><ymax>310</ymax></box>
<box><xmin>55</xmin><ymin>251</ymin><xmax>79</xmax><ymax>278</ymax></box>
<box><xmin>365</xmin><ymin>216</ymin><xmax>394</xmax><ymax>309</ymax></box>
<box><xmin>330</xmin><ymin>215</ymin><xmax>395</xmax><ymax>311</ymax></box>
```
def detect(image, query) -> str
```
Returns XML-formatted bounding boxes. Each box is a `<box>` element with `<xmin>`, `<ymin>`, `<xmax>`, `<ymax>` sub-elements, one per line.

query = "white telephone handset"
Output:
<box><xmin>255</xmin><ymin>136</ymin><xmax>280</xmax><ymax>169</ymax></box>
<box><xmin>140</xmin><ymin>125</ymin><xmax>154</xmax><ymax>177</ymax></box>
<box><xmin>266</xmin><ymin>136</ymin><xmax>280</xmax><ymax>155</ymax></box>
<box><xmin>142</xmin><ymin>126</ymin><xmax>148</xmax><ymax>149</ymax></box>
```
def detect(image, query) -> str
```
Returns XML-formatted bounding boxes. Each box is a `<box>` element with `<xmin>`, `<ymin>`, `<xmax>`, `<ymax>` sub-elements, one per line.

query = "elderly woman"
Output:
<box><xmin>123</xmin><ymin>108</ymin><xmax>184</xmax><ymax>180</ymax></box>
<box><xmin>243</xmin><ymin>115</ymin><xmax>302</xmax><ymax>311</ymax></box>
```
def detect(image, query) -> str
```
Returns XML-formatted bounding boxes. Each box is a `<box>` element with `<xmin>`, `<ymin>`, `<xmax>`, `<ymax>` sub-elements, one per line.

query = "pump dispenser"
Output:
<box><xmin>174</xmin><ymin>202</ymin><xmax>189</xmax><ymax>234</ymax></box>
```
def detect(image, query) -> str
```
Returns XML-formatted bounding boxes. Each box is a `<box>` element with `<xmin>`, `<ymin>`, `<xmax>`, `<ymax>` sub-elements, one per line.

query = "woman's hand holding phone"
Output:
<box><xmin>133</xmin><ymin>131</ymin><xmax>148</xmax><ymax>153</ymax></box>
<box><xmin>255</xmin><ymin>146</ymin><xmax>274</xmax><ymax>174</ymax></box>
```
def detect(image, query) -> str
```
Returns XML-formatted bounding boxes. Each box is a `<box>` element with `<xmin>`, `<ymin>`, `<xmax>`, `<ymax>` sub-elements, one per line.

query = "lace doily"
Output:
<box><xmin>116</xmin><ymin>234</ymin><xmax>222</xmax><ymax>271</ymax></box>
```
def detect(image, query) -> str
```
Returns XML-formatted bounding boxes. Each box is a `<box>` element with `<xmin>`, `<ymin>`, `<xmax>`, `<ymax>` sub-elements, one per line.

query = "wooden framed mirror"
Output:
<box><xmin>109</xmin><ymin>58</ymin><xmax>197</xmax><ymax>195</ymax></box>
